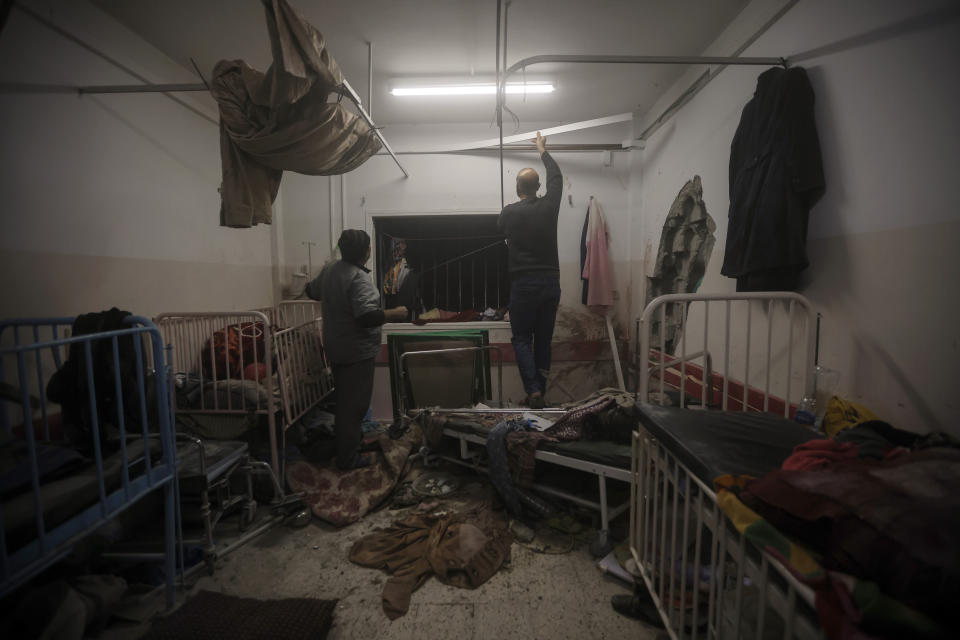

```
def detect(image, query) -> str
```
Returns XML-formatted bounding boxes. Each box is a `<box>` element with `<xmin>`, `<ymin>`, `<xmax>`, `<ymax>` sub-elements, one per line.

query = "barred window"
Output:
<box><xmin>373</xmin><ymin>215</ymin><xmax>509</xmax><ymax>315</ymax></box>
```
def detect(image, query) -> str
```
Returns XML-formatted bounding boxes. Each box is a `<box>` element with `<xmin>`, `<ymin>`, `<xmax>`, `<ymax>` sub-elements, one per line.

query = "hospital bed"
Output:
<box><xmin>155</xmin><ymin>304</ymin><xmax>331</xmax><ymax>480</ymax></box>
<box><xmin>631</xmin><ymin>292</ymin><xmax>825</xmax><ymax>639</ymax></box>
<box><xmin>412</xmin><ymin>291</ymin><xmax>829</xmax><ymax>638</ymax></box>
<box><xmin>407</xmin><ymin>343</ymin><xmax>633</xmax><ymax>548</ymax></box>
<box><xmin>0</xmin><ymin>316</ymin><xmax>179</xmax><ymax>608</ymax></box>
<box><xmin>154</xmin><ymin>306</ymin><xmax>327</xmax><ymax>564</ymax></box>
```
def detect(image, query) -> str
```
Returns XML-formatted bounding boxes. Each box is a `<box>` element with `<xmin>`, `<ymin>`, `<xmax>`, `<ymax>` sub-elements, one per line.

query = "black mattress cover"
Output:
<box><xmin>636</xmin><ymin>404</ymin><xmax>820</xmax><ymax>484</ymax></box>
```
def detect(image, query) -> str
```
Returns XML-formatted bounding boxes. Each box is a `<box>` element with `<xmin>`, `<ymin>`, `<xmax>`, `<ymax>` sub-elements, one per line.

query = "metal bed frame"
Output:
<box><xmin>267</xmin><ymin>300</ymin><xmax>324</xmax><ymax>330</ymax></box>
<box><xmin>0</xmin><ymin>316</ymin><xmax>179</xmax><ymax>608</ymax></box>
<box><xmin>155</xmin><ymin>307</ymin><xmax>331</xmax><ymax>483</ymax></box>
<box><xmin>407</xmin><ymin>346</ymin><xmax>631</xmax><ymax>543</ymax></box>
<box><xmin>631</xmin><ymin>292</ymin><xmax>823</xmax><ymax>639</ymax></box>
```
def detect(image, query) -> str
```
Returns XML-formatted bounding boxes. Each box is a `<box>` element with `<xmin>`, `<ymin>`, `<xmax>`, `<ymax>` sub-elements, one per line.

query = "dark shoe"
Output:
<box><xmin>336</xmin><ymin>453</ymin><xmax>373</xmax><ymax>470</ymax></box>
<box><xmin>527</xmin><ymin>392</ymin><xmax>546</xmax><ymax>410</ymax></box>
<box><xmin>611</xmin><ymin>591</ymin><xmax>665</xmax><ymax>628</ymax></box>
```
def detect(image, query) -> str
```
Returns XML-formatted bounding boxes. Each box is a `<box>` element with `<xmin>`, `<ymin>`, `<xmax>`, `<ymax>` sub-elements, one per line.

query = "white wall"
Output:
<box><xmin>281</xmin><ymin>122</ymin><xmax>633</xmax><ymax>415</ymax></box>
<box><xmin>280</xmin><ymin>121</ymin><xmax>635</xmax><ymax>333</ymax></box>
<box><xmin>0</xmin><ymin>0</ymin><xmax>275</xmax><ymax>319</ymax></box>
<box><xmin>630</xmin><ymin>0</ymin><xmax>960</xmax><ymax>433</ymax></box>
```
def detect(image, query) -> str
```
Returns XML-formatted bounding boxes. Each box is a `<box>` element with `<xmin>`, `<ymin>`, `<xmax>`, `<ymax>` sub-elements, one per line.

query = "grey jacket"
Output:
<box><xmin>306</xmin><ymin>260</ymin><xmax>381</xmax><ymax>364</ymax></box>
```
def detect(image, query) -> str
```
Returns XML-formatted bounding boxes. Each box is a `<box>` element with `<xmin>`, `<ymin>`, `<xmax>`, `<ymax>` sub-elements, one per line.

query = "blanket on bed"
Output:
<box><xmin>715</xmin><ymin>445</ymin><xmax>960</xmax><ymax>639</ymax></box>
<box><xmin>285</xmin><ymin>424</ymin><xmax>420</xmax><ymax>526</ymax></box>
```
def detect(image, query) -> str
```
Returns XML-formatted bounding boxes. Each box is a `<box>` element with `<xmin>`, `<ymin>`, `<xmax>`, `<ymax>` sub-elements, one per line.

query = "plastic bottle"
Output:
<box><xmin>794</xmin><ymin>395</ymin><xmax>817</xmax><ymax>425</ymax></box>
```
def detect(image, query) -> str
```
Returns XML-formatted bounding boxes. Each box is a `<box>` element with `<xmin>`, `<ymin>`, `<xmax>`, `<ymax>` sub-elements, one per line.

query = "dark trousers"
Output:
<box><xmin>509</xmin><ymin>274</ymin><xmax>561</xmax><ymax>395</ymax></box>
<box><xmin>331</xmin><ymin>357</ymin><xmax>375</xmax><ymax>468</ymax></box>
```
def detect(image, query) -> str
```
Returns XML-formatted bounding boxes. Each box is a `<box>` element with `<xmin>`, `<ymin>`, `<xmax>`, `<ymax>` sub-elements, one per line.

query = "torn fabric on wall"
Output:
<box><xmin>646</xmin><ymin>176</ymin><xmax>716</xmax><ymax>353</ymax></box>
<box><xmin>212</xmin><ymin>0</ymin><xmax>382</xmax><ymax>227</ymax></box>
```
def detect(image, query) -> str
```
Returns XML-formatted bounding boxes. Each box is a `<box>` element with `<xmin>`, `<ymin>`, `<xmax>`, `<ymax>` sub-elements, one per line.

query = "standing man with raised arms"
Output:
<box><xmin>497</xmin><ymin>132</ymin><xmax>563</xmax><ymax>409</ymax></box>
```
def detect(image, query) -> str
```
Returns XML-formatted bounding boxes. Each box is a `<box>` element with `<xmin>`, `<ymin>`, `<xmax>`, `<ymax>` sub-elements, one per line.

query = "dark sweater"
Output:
<box><xmin>497</xmin><ymin>151</ymin><xmax>562</xmax><ymax>278</ymax></box>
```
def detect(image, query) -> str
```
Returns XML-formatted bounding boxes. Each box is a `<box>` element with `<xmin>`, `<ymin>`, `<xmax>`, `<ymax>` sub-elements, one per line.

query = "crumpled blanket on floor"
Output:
<box><xmin>285</xmin><ymin>424</ymin><xmax>420</xmax><ymax>526</ymax></box>
<box><xmin>348</xmin><ymin>504</ymin><xmax>511</xmax><ymax>619</ymax></box>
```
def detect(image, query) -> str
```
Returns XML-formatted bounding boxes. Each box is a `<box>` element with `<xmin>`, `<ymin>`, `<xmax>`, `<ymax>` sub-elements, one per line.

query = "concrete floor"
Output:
<box><xmin>187</xmin><ymin>476</ymin><xmax>664</xmax><ymax>640</ymax></box>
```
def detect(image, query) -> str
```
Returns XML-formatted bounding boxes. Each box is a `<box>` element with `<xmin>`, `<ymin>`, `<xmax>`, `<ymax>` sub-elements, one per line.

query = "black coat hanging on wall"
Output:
<box><xmin>721</xmin><ymin>66</ymin><xmax>825</xmax><ymax>291</ymax></box>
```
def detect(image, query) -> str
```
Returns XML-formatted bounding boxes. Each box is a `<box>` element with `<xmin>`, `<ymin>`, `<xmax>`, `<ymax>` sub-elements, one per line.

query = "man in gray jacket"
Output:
<box><xmin>306</xmin><ymin>229</ymin><xmax>407</xmax><ymax>469</ymax></box>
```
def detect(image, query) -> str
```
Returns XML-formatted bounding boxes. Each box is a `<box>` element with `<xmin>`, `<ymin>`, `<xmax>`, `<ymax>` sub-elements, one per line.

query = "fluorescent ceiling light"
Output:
<box><xmin>391</xmin><ymin>82</ymin><xmax>554</xmax><ymax>96</ymax></box>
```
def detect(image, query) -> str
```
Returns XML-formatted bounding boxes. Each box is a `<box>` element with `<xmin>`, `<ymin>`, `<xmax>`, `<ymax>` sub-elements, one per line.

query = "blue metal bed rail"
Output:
<box><xmin>0</xmin><ymin>316</ymin><xmax>178</xmax><ymax>607</ymax></box>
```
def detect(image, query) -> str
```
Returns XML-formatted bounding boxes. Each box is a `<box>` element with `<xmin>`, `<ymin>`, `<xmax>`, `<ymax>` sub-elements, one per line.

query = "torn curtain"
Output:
<box><xmin>212</xmin><ymin>0</ymin><xmax>382</xmax><ymax>227</ymax></box>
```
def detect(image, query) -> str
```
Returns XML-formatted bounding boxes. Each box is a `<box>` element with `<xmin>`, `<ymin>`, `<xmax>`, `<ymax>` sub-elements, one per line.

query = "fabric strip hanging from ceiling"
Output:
<box><xmin>213</xmin><ymin>0</ymin><xmax>382</xmax><ymax>228</ymax></box>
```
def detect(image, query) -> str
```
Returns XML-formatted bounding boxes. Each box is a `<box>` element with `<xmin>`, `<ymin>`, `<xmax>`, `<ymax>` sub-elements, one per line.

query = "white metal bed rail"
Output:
<box><xmin>631</xmin><ymin>292</ymin><xmax>823</xmax><ymax>638</ymax></box>
<box><xmin>276</xmin><ymin>301</ymin><xmax>322</xmax><ymax>328</ymax></box>
<box><xmin>274</xmin><ymin>318</ymin><xmax>332</xmax><ymax>429</ymax></box>
<box><xmin>154</xmin><ymin>312</ymin><xmax>279</xmax><ymax>471</ymax></box>
<box><xmin>637</xmin><ymin>292</ymin><xmax>816</xmax><ymax>417</ymax></box>
<box><xmin>630</xmin><ymin>430</ymin><xmax>823</xmax><ymax>640</ymax></box>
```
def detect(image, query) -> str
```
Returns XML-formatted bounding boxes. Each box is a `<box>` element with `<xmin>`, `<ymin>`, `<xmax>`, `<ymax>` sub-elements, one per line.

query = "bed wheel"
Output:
<box><xmin>589</xmin><ymin>530</ymin><xmax>613</xmax><ymax>558</ymax></box>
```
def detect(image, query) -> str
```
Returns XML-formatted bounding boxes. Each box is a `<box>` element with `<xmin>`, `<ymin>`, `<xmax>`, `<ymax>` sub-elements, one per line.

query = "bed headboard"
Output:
<box><xmin>636</xmin><ymin>292</ymin><xmax>816</xmax><ymax>418</ymax></box>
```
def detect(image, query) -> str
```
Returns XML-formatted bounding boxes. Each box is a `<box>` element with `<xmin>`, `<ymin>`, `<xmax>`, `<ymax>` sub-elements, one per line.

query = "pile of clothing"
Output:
<box><xmin>485</xmin><ymin>389</ymin><xmax>636</xmax><ymax>518</ymax></box>
<box><xmin>348</xmin><ymin>504</ymin><xmax>511</xmax><ymax>619</ymax></box>
<box><xmin>716</xmin><ymin>401</ymin><xmax>960</xmax><ymax>640</ymax></box>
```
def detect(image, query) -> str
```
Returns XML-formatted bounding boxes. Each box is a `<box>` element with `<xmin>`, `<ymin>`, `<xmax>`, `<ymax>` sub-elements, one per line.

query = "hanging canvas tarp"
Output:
<box><xmin>212</xmin><ymin>0</ymin><xmax>382</xmax><ymax>227</ymax></box>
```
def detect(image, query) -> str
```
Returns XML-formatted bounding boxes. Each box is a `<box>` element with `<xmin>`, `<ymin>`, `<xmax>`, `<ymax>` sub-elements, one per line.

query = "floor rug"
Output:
<box><xmin>143</xmin><ymin>590</ymin><xmax>336</xmax><ymax>640</ymax></box>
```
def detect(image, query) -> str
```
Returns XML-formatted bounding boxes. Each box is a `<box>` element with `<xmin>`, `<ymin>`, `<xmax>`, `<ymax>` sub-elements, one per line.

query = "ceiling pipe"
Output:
<box><xmin>377</xmin><ymin>144</ymin><xmax>628</xmax><ymax>155</ymax></box>
<box><xmin>367</xmin><ymin>41</ymin><xmax>374</xmax><ymax>120</ymax></box>
<box><xmin>13</xmin><ymin>1</ymin><xmax>217</xmax><ymax>125</ymax></box>
<box><xmin>502</xmin><ymin>54</ymin><xmax>786</xmax><ymax>82</ymax></box>
<box><xmin>329</xmin><ymin>176</ymin><xmax>336</xmax><ymax>256</ymax></box>
<box><xmin>495</xmin><ymin>0</ymin><xmax>504</xmax><ymax>209</ymax></box>
<box><xmin>637</xmin><ymin>0</ymin><xmax>800</xmax><ymax>141</ymax></box>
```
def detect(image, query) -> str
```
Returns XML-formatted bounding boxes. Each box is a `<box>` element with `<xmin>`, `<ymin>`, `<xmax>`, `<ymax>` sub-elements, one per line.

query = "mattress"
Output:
<box><xmin>636</xmin><ymin>404</ymin><xmax>820</xmax><ymax>484</ymax></box>
<box><xmin>2</xmin><ymin>439</ymin><xmax>156</xmax><ymax>549</ymax></box>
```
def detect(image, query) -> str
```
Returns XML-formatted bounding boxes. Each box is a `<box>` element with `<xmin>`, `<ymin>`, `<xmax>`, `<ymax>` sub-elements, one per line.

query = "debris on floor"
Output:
<box><xmin>348</xmin><ymin>502</ymin><xmax>512</xmax><ymax>619</ymax></box>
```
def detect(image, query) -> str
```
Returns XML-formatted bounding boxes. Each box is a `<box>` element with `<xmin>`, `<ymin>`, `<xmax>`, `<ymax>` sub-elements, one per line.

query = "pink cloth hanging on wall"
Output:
<box><xmin>582</xmin><ymin>197</ymin><xmax>614</xmax><ymax>308</ymax></box>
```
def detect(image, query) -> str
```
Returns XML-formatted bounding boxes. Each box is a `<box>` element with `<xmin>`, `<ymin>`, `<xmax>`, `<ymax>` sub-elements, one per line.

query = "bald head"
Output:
<box><xmin>516</xmin><ymin>168</ymin><xmax>540</xmax><ymax>200</ymax></box>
